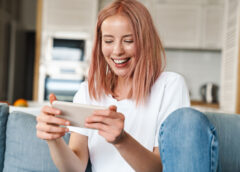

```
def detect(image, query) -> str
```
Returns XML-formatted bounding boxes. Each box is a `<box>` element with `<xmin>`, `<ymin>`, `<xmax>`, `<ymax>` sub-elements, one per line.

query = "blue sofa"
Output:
<box><xmin>0</xmin><ymin>103</ymin><xmax>240</xmax><ymax>171</ymax></box>
<box><xmin>0</xmin><ymin>103</ymin><xmax>91</xmax><ymax>172</ymax></box>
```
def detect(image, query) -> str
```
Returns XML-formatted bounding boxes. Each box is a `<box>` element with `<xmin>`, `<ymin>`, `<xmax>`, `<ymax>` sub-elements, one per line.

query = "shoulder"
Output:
<box><xmin>150</xmin><ymin>71</ymin><xmax>189</xmax><ymax>100</ymax></box>
<box><xmin>153</xmin><ymin>71</ymin><xmax>186</xmax><ymax>88</ymax></box>
<box><xmin>73</xmin><ymin>81</ymin><xmax>89</xmax><ymax>103</ymax></box>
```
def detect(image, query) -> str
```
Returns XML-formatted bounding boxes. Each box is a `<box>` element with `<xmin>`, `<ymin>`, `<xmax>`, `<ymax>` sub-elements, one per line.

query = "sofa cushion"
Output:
<box><xmin>3</xmin><ymin>111</ymin><xmax>70</xmax><ymax>172</ymax></box>
<box><xmin>0</xmin><ymin>103</ymin><xmax>9</xmax><ymax>171</ymax></box>
<box><xmin>205</xmin><ymin>112</ymin><xmax>240</xmax><ymax>172</ymax></box>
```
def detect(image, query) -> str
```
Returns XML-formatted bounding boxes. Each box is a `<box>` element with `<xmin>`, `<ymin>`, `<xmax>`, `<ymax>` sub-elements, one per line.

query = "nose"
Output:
<box><xmin>113</xmin><ymin>41</ymin><xmax>124</xmax><ymax>56</ymax></box>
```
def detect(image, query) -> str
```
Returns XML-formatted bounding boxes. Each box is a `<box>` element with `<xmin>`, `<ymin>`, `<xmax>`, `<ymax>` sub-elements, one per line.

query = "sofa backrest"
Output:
<box><xmin>0</xmin><ymin>104</ymin><xmax>92</xmax><ymax>172</ymax></box>
<box><xmin>205</xmin><ymin>112</ymin><xmax>240</xmax><ymax>172</ymax></box>
<box><xmin>0</xmin><ymin>103</ymin><xmax>9</xmax><ymax>171</ymax></box>
<box><xmin>3</xmin><ymin>111</ymin><xmax>71</xmax><ymax>172</ymax></box>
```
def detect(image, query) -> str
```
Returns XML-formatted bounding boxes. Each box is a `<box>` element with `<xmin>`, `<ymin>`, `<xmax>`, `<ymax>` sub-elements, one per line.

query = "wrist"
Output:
<box><xmin>47</xmin><ymin>137</ymin><xmax>63</xmax><ymax>145</ymax></box>
<box><xmin>113</xmin><ymin>130</ymin><xmax>128</xmax><ymax>148</ymax></box>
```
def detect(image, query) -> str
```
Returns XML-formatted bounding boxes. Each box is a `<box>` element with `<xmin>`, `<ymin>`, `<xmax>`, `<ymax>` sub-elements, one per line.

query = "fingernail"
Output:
<box><xmin>65</xmin><ymin>121</ymin><xmax>70</xmax><ymax>125</ymax></box>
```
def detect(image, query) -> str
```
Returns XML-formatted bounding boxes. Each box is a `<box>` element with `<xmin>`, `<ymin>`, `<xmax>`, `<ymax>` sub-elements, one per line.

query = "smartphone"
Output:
<box><xmin>52</xmin><ymin>101</ymin><xmax>106</xmax><ymax>128</ymax></box>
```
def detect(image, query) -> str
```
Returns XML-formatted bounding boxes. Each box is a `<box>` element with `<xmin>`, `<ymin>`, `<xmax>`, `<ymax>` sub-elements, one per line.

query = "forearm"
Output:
<box><xmin>114</xmin><ymin>132</ymin><xmax>162</xmax><ymax>172</ymax></box>
<box><xmin>47</xmin><ymin>138</ymin><xmax>87</xmax><ymax>172</ymax></box>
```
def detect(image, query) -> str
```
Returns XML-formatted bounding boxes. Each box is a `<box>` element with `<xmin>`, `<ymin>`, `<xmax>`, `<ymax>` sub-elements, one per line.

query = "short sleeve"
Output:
<box><xmin>154</xmin><ymin>73</ymin><xmax>190</xmax><ymax>147</ymax></box>
<box><xmin>73</xmin><ymin>82</ymin><xmax>88</xmax><ymax>104</ymax></box>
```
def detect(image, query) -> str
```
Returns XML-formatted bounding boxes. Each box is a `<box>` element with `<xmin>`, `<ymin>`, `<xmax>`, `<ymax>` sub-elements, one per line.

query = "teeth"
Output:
<box><xmin>113</xmin><ymin>59</ymin><xmax>129</xmax><ymax>64</ymax></box>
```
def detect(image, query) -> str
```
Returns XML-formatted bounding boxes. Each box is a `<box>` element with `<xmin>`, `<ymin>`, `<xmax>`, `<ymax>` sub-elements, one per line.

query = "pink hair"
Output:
<box><xmin>88</xmin><ymin>0</ymin><xmax>166</xmax><ymax>104</ymax></box>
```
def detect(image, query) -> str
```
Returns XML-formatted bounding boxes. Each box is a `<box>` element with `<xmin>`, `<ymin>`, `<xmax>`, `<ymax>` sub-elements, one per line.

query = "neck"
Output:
<box><xmin>117</xmin><ymin>76</ymin><xmax>131</xmax><ymax>88</ymax></box>
<box><xmin>113</xmin><ymin>76</ymin><xmax>132</xmax><ymax>100</ymax></box>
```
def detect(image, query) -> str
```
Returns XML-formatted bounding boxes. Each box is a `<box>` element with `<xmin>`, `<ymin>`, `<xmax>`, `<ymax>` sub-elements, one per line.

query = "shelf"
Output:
<box><xmin>191</xmin><ymin>100</ymin><xmax>219</xmax><ymax>109</ymax></box>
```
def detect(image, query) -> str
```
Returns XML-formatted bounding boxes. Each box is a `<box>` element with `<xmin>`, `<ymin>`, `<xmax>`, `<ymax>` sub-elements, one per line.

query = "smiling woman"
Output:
<box><xmin>36</xmin><ymin>0</ymin><xmax>219</xmax><ymax>172</ymax></box>
<box><xmin>88</xmin><ymin>0</ymin><xmax>166</xmax><ymax>103</ymax></box>
<box><xmin>101</xmin><ymin>15</ymin><xmax>137</xmax><ymax>82</ymax></box>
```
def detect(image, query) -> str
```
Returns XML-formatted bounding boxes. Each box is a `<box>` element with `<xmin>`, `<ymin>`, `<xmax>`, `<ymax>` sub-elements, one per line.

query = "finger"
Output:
<box><xmin>36</xmin><ymin>130</ymin><xmax>65</xmax><ymax>140</ymax></box>
<box><xmin>85</xmin><ymin>115</ymin><xmax>111</xmax><ymax>125</ymax></box>
<box><xmin>37</xmin><ymin>113</ymin><xmax>70</xmax><ymax>126</ymax></box>
<box><xmin>49</xmin><ymin>93</ymin><xmax>57</xmax><ymax>104</ymax></box>
<box><xmin>93</xmin><ymin>105</ymin><xmax>117</xmax><ymax>116</ymax></box>
<box><xmin>85</xmin><ymin>122</ymin><xmax>109</xmax><ymax>131</ymax></box>
<box><xmin>36</xmin><ymin>122</ymin><xmax>69</xmax><ymax>133</ymax></box>
<box><xmin>92</xmin><ymin>109</ymin><xmax>120</xmax><ymax>118</ymax></box>
<box><xmin>42</xmin><ymin>105</ymin><xmax>61</xmax><ymax>116</ymax></box>
<box><xmin>92</xmin><ymin>109</ymin><xmax>110</xmax><ymax>116</ymax></box>
<box><xmin>109</xmin><ymin>105</ymin><xmax>117</xmax><ymax>112</ymax></box>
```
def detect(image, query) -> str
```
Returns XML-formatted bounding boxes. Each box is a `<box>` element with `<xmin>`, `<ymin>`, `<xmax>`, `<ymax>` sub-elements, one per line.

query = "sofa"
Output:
<box><xmin>0</xmin><ymin>103</ymin><xmax>240</xmax><ymax>172</ymax></box>
<box><xmin>0</xmin><ymin>103</ymin><xmax>91</xmax><ymax>172</ymax></box>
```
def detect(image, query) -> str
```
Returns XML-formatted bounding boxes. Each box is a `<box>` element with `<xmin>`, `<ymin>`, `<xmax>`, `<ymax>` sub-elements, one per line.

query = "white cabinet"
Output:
<box><xmin>153</xmin><ymin>0</ymin><xmax>224</xmax><ymax>5</ymax></box>
<box><xmin>152</xmin><ymin>3</ymin><xmax>224</xmax><ymax>49</ymax></box>
<box><xmin>99</xmin><ymin>0</ymin><xmax>224</xmax><ymax>49</ymax></box>
<box><xmin>42</xmin><ymin>0</ymin><xmax>98</xmax><ymax>33</ymax></box>
<box><xmin>201</xmin><ymin>5</ymin><xmax>224</xmax><ymax>49</ymax></box>
<box><xmin>154</xmin><ymin>4</ymin><xmax>202</xmax><ymax>49</ymax></box>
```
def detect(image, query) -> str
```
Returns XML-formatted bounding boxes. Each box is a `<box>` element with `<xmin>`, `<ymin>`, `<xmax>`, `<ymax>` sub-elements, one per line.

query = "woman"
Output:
<box><xmin>36</xmin><ymin>0</ymin><xmax>219</xmax><ymax>172</ymax></box>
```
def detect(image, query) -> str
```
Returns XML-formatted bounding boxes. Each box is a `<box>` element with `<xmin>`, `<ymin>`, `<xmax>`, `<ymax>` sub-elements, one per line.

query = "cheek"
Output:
<box><xmin>125</xmin><ymin>44</ymin><xmax>136</xmax><ymax>55</ymax></box>
<box><xmin>102</xmin><ymin>45</ymin><xmax>112</xmax><ymax>58</ymax></box>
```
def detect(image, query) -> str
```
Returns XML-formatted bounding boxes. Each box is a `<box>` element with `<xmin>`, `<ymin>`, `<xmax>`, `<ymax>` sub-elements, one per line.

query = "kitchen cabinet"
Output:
<box><xmin>99</xmin><ymin>0</ymin><xmax>224</xmax><ymax>50</ymax></box>
<box><xmin>153</xmin><ymin>0</ymin><xmax>224</xmax><ymax>5</ymax></box>
<box><xmin>153</xmin><ymin>3</ymin><xmax>224</xmax><ymax>49</ymax></box>
<box><xmin>201</xmin><ymin>5</ymin><xmax>224</xmax><ymax>49</ymax></box>
<box><xmin>42</xmin><ymin>0</ymin><xmax>98</xmax><ymax>33</ymax></box>
<box><xmin>153</xmin><ymin>4</ymin><xmax>202</xmax><ymax>49</ymax></box>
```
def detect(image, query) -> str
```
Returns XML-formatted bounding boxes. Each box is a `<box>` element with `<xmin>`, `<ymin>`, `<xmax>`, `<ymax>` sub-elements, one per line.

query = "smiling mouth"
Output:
<box><xmin>111</xmin><ymin>58</ymin><xmax>130</xmax><ymax>64</ymax></box>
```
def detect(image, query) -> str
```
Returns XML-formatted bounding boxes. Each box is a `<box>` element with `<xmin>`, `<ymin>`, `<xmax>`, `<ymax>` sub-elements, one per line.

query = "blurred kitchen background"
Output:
<box><xmin>0</xmin><ymin>0</ymin><xmax>239</xmax><ymax>113</ymax></box>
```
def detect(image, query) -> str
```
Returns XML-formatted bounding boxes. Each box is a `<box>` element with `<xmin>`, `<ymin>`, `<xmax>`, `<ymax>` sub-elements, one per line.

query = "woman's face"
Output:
<box><xmin>101</xmin><ymin>14</ymin><xmax>137</xmax><ymax>78</ymax></box>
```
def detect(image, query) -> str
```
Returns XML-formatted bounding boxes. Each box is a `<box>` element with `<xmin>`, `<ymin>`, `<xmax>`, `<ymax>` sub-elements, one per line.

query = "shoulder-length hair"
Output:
<box><xmin>88</xmin><ymin>0</ymin><xmax>166</xmax><ymax>104</ymax></box>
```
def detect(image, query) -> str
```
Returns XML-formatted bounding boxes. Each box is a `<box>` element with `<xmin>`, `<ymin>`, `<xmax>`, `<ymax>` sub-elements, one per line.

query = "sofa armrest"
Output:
<box><xmin>0</xmin><ymin>103</ymin><xmax>9</xmax><ymax>171</ymax></box>
<box><xmin>3</xmin><ymin>111</ymin><xmax>70</xmax><ymax>172</ymax></box>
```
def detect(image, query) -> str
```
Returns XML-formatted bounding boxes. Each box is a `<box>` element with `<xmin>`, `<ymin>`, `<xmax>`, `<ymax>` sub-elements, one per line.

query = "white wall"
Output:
<box><xmin>165</xmin><ymin>49</ymin><xmax>221</xmax><ymax>101</ymax></box>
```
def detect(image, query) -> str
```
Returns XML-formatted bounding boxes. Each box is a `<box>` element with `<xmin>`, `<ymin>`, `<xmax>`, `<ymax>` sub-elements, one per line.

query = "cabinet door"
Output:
<box><xmin>153</xmin><ymin>4</ymin><xmax>202</xmax><ymax>48</ymax></box>
<box><xmin>153</xmin><ymin>0</ymin><xmax>206</xmax><ymax>4</ymax></box>
<box><xmin>43</xmin><ymin>0</ymin><xmax>98</xmax><ymax>32</ymax></box>
<box><xmin>98</xmin><ymin>0</ymin><xmax>111</xmax><ymax>11</ymax></box>
<box><xmin>201</xmin><ymin>5</ymin><xmax>224</xmax><ymax>49</ymax></box>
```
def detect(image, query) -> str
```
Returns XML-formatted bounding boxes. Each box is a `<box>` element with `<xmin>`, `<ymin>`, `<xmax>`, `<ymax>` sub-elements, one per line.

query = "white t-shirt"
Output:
<box><xmin>73</xmin><ymin>72</ymin><xmax>190</xmax><ymax>172</ymax></box>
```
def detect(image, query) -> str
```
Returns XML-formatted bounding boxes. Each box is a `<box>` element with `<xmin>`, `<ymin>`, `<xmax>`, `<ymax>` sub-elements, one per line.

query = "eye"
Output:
<box><xmin>124</xmin><ymin>40</ymin><xmax>134</xmax><ymax>43</ymax></box>
<box><xmin>104</xmin><ymin>40</ymin><xmax>113</xmax><ymax>44</ymax></box>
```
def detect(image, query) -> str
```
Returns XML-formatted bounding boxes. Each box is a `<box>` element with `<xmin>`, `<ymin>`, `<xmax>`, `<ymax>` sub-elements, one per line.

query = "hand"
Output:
<box><xmin>36</xmin><ymin>94</ymin><xmax>70</xmax><ymax>140</ymax></box>
<box><xmin>85</xmin><ymin>105</ymin><xmax>125</xmax><ymax>144</ymax></box>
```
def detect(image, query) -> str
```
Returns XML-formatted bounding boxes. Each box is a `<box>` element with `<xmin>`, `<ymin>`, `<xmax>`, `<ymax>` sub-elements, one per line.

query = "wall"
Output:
<box><xmin>165</xmin><ymin>49</ymin><xmax>221</xmax><ymax>101</ymax></box>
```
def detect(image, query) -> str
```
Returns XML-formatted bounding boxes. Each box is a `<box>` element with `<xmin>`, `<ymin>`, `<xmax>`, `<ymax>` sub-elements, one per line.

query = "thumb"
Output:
<box><xmin>49</xmin><ymin>93</ymin><xmax>57</xmax><ymax>104</ymax></box>
<box><xmin>109</xmin><ymin>105</ymin><xmax>117</xmax><ymax>112</ymax></box>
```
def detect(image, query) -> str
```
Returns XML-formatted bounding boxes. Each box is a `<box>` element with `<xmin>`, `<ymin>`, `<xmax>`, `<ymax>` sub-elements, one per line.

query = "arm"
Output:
<box><xmin>36</xmin><ymin>94</ymin><xmax>89</xmax><ymax>172</ymax></box>
<box><xmin>85</xmin><ymin>105</ymin><xmax>162</xmax><ymax>172</ymax></box>
<box><xmin>46</xmin><ymin>134</ymin><xmax>89</xmax><ymax>172</ymax></box>
<box><xmin>114</xmin><ymin>133</ymin><xmax>162</xmax><ymax>172</ymax></box>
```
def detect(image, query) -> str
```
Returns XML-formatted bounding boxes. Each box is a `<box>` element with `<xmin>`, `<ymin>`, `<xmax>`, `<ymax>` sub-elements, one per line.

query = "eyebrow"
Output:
<box><xmin>102</xmin><ymin>34</ymin><xmax>133</xmax><ymax>38</ymax></box>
